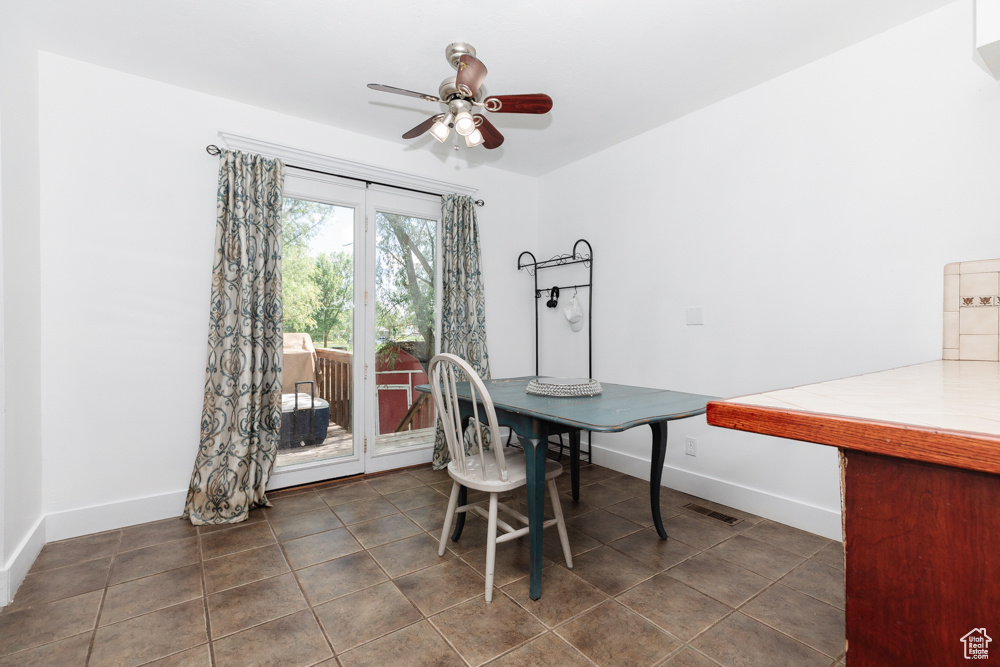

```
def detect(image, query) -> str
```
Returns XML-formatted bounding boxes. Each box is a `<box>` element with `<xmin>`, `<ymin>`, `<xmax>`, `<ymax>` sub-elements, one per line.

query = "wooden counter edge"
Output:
<box><xmin>706</xmin><ymin>400</ymin><xmax>1000</xmax><ymax>476</ymax></box>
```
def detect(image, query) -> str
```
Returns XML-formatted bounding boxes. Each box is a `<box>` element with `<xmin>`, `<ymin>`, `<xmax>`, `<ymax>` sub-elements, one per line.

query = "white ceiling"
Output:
<box><xmin>16</xmin><ymin>0</ymin><xmax>954</xmax><ymax>176</ymax></box>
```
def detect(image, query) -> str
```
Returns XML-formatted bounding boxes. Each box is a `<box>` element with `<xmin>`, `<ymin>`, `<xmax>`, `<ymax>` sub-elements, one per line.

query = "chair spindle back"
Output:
<box><xmin>429</xmin><ymin>354</ymin><xmax>507</xmax><ymax>482</ymax></box>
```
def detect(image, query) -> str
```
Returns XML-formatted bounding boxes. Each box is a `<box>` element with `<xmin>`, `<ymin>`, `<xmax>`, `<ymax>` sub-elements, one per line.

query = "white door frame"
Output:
<box><xmin>268</xmin><ymin>171</ymin><xmax>368</xmax><ymax>489</ymax></box>
<box><xmin>362</xmin><ymin>186</ymin><xmax>441</xmax><ymax>474</ymax></box>
<box><xmin>267</xmin><ymin>173</ymin><xmax>442</xmax><ymax>489</ymax></box>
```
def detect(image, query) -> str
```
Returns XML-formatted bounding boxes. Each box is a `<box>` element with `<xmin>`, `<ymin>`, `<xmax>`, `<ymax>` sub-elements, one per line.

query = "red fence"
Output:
<box><xmin>314</xmin><ymin>347</ymin><xmax>434</xmax><ymax>434</ymax></box>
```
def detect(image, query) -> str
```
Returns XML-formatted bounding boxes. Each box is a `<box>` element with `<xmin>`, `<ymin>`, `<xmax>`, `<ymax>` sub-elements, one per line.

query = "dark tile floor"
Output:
<box><xmin>0</xmin><ymin>462</ymin><xmax>846</xmax><ymax>666</ymax></box>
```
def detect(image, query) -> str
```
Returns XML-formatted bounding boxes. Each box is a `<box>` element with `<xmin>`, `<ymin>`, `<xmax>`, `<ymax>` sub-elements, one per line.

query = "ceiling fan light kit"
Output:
<box><xmin>465</xmin><ymin>128</ymin><xmax>484</xmax><ymax>148</ymax></box>
<box><xmin>429</xmin><ymin>119</ymin><xmax>451</xmax><ymax>143</ymax></box>
<box><xmin>454</xmin><ymin>110</ymin><xmax>476</xmax><ymax>136</ymax></box>
<box><xmin>367</xmin><ymin>42</ymin><xmax>552</xmax><ymax>150</ymax></box>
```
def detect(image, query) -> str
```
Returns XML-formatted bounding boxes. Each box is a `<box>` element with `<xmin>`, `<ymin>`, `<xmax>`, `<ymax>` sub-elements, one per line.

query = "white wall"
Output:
<box><xmin>537</xmin><ymin>0</ymin><xmax>1000</xmax><ymax>539</ymax></box>
<box><xmin>16</xmin><ymin>0</ymin><xmax>1000</xmax><ymax>569</ymax></box>
<box><xmin>0</xmin><ymin>4</ymin><xmax>46</xmax><ymax>603</ymax></box>
<box><xmin>35</xmin><ymin>53</ymin><xmax>538</xmax><ymax>540</ymax></box>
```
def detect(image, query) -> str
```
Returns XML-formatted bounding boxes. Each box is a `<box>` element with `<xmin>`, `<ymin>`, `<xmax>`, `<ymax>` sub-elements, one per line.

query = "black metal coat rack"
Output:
<box><xmin>517</xmin><ymin>239</ymin><xmax>594</xmax><ymax>377</ymax></box>
<box><xmin>517</xmin><ymin>240</ymin><xmax>594</xmax><ymax>463</ymax></box>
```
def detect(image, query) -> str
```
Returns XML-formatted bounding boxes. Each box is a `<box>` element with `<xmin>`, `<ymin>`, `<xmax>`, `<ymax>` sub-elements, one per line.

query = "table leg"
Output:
<box><xmin>650</xmin><ymin>422</ymin><xmax>669</xmax><ymax>539</ymax></box>
<box><xmin>450</xmin><ymin>485</ymin><xmax>467</xmax><ymax>542</ymax></box>
<box><xmin>569</xmin><ymin>429</ymin><xmax>581</xmax><ymax>502</ymax></box>
<box><xmin>521</xmin><ymin>428</ymin><xmax>548</xmax><ymax>600</ymax></box>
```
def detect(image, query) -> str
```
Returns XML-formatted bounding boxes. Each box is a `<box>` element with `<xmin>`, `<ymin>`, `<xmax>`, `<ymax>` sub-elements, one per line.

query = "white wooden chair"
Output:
<box><xmin>429</xmin><ymin>353</ymin><xmax>572</xmax><ymax>602</ymax></box>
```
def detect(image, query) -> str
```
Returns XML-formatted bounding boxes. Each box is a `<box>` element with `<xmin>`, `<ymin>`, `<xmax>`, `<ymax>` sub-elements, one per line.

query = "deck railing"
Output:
<box><xmin>314</xmin><ymin>347</ymin><xmax>435</xmax><ymax>434</ymax></box>
<box><xmin>393</xmin><ymin>391</ymin><xmax>433</xmax><ymax>432</ymax></box>
<box><xmin>315</xmin><ymin>348</ymin><xmax>352</xmax><ymax>431</ymax></box>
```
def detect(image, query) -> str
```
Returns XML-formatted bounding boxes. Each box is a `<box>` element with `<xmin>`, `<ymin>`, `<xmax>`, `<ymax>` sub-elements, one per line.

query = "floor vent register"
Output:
<box><xmin>683</xmin><ymin>503</ymin><xmax>743</xmax><ymax>526</ymax></box>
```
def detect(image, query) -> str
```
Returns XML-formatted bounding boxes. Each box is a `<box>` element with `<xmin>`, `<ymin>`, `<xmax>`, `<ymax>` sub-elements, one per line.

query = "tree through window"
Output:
<box><xmin>375</xmin><ymin>212</ymin><xmax>435</xmax><ymax>367</ymax></box>
<box><xmin>281</xmin><ymin>198</ymin><xmax>354</xmax><ymax>350</ymax></box>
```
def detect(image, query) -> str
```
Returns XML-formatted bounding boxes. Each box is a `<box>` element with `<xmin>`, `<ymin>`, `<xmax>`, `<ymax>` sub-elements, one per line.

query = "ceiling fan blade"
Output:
<box><xmin>368</xmin><ymin>83</ymin><xmax>441</xmax><ymax>103</ymax></box>
<box><xmin>483</xmin><ymin>94</ymin><xmax>553</xmax><ymax>114</ymax></box>
<box><xmin>474</xmin><ymin>115</ymin><xmax>504</xmax><ymax>149</ymax></box>
<box><xmin>402</xmin><ymin>114</ymin><xmax>444</xmax><ymax>140</ymax></box>
<box><xmin>456</xmin><ymin>55</ymin><xmax>488</xmax><ymax>97</ymax></box>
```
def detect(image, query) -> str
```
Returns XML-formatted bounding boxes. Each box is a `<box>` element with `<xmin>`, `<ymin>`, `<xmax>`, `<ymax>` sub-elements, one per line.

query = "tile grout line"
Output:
<box><xmin>83</xmin><ymin>528</ymin><xmax>122</xmax><ymax>666</ymax></box>
<box><xmin>193</xmin><ymin>506</ymin><xmax>344</xmax><ymax>656</ymax></box>
<box><xmin>441</xmin><ymin>590</ymin><xmax>554</xmax><ymax>666</ymax></box>
<box><xmin>503</xmin><ymin>578</ymin><xmax>609</xmax><ymax>637</ymax></box>
<box><xmin>493</xmin><ymin>492</ymin><xmax>694</xmax><ymax>663</ymax></box>
<box><xmin>669</xmin><ymin>645</ymin><xmax>726</xmax><ymax>667</ymax></box>
<box><xmin>320</xmin><ymin>471</ymin><xmax>472</xmax><ymax>664</ymax></box>
<box><xmin>201</xmin><ymin>519</ymin><xmax>304</xmax><ymax>653</ymax></box>
<box><xmin>729</xmin><ymin>574</ymin><xmax>846</xmax><ymax>661</ymax></box>
<box><xmin>668</xmin><ymin>562</ymin><xmax>841</xmax><ymax>663</ymax></box>
<box><xmin>653</xmin><ymin>640</ymin><xmax>688</xmax><ymax>667</ymax></box>
<box><xmin>97</xmin><ymin>527</ymin><xmax>215</xmax><ymax>667</ymax></box>
<box><xmin>488</xmin><ymin>623</ymin><xmax>601</xmax><ymax>667</ymax></box>
<box><xmin>590</xmin><ymin>520</ymin><xmax>838</xmax><ymax>664</ymax></box>
<box><xmin>266</xmin><ymin>490</ymin><xmax>339</xmax><ymax>663</ymax></box>
<box><xmin>331</xmin><ymin>495</ymin><xmax>436</xmax><ymax>654</ymax></box>
<box><xmin>422</xmin><ymin>612</ymin><xmax>475</xmax><ymax>667</ymax></box>
<box><xmin>16</xmin><ymin>525</ymin><xmax>216</xmax><ymax>665</ymax></box>
<box><xmin>547</xmin><ymin>597</ymin><xmax>677</xmax><ymax>667</ymax></box>
<box><xmin>196</xmin><ymin>523</ymin><xmax>218</xmax><ymax>667</ymax></box>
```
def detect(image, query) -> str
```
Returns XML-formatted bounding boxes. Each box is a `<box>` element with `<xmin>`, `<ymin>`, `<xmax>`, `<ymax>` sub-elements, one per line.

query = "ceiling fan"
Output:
<box><xmin>367</xmin><ymin>42</ymin><xmax>553</xmax><ymax>150</ymax></box>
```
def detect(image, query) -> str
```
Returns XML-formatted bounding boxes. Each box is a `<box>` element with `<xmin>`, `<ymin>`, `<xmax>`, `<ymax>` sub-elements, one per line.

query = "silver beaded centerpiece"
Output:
<box><xmin>525</xmin><ymin>377</ymin><xmax>603</xmax><ymax>397</ymax></box>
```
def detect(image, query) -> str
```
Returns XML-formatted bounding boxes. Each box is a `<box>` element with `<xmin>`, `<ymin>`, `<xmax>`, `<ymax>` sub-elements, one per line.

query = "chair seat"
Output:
<box><xmin>448</xmin><ymin>448</ymin><xmax>562</xmax><ymax>494</ymax></box>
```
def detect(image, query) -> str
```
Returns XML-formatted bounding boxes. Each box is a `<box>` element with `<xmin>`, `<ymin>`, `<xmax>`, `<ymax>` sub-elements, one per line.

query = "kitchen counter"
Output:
<box><xmin>706</xmin><ymin>360</ymin><xmax>1000</xmax><ymax>666</ymax></box>
<box><xmin>708</xmin><ymin>359</ymin><xmax>1000</xmax><ymax>472</ymax></box>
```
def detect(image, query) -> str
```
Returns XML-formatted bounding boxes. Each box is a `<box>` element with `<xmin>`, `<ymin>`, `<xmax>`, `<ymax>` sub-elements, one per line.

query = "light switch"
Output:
<box><xmin>686</xmin><ymin>307</ymin><xmax>704</xmax><ymax>326</ymax></box>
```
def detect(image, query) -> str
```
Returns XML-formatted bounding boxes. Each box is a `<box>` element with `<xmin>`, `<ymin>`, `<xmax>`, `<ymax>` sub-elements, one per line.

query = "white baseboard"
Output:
<box><xmin>45</xmin><ymin>490</ymin><xmax>188</xmax><ymax>543</ymax></box>
<box><xmin>2</xmin><ymin>514</ymin><xmax>46</xmax><ymax>606</ymax></box>
<box><xmin>591</xmin><ymin>444</ymin><xmax>843</xmax><ymax>541</ymax></box>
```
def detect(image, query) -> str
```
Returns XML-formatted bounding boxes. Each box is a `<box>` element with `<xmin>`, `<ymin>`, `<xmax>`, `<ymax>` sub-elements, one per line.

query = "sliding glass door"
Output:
<box><xmin>268</xmin><ymin>170</ymin><xmax>440</xmax><ymax>489</ymax></box>
<box><xmin>366</xmin><ymin>194</ymin><xmax>440</xmax><ymax>473</ymax></box>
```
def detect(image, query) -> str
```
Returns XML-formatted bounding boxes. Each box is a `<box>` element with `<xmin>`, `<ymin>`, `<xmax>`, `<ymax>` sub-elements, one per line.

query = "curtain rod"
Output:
<box><xmin>205</xmin><ymin>144</ymin><xmax>484</xmax><ymax>207</ymax></box>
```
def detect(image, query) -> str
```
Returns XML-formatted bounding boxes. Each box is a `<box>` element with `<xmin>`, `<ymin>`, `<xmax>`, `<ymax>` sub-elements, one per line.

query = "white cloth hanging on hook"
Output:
<box><xmin>563</xmin><ymin>291</ymin><xmax>584</xmax><ymax>332</ymax></box>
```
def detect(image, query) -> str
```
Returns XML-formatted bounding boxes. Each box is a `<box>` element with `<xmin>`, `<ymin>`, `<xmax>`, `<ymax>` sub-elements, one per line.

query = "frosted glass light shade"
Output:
<box><xmin>429</xmin><ymin>121</ymin><xmax>450</xmax><ymax>143</ymax></box>
<box><xmin>465</xmin><ymin>128</ymin><xmax>484</xmax><ymax>147</ymax></box>
<box><xmin>454</xmin><ymin>111</ymin><xmax>476</xmax><ymax>136</ymax></box>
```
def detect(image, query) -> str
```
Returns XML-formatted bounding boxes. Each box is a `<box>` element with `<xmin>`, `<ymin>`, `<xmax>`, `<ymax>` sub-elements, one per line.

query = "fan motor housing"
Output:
<box><xmin>438</xmin><ymin>76</ymin><xmax>483</xmax><ymax>104</ymax></box>
<box><xmin>445</xmin><ymin>42</ymin><xmax>477</xmax><ymax>70</ymax></box>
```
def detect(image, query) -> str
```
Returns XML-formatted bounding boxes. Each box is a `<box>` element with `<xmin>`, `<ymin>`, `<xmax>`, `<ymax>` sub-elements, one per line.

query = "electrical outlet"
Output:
<box><xmin>685</xmin><ymin>436</ymin><xmax>697</xmax><ymax>456</ymax></box>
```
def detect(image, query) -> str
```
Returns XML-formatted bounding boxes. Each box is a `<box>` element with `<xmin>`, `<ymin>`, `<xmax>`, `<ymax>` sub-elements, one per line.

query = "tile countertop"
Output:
<box><xmin>706</xmin><ymin>360</ymin><xmax>1000</xmax><ymax>475</ymax></box>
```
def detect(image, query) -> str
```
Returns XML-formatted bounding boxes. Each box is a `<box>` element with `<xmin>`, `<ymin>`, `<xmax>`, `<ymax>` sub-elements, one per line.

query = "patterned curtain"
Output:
<box><xmin>183</xmin><ymin>149</ymin><xmax>285</xmax><ymax>525</ymax></box>
<box><xmin>432</xmin><ymin>194</ymin><xmax>491</xmax><ymax>469</ymax></box>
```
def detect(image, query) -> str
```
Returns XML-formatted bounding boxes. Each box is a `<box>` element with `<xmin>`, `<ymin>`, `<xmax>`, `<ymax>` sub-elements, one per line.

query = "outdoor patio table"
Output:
<box><xmin>416</xmin><ymin>376</ymin><xmax>715</xmax><ymax>599</ymax></box>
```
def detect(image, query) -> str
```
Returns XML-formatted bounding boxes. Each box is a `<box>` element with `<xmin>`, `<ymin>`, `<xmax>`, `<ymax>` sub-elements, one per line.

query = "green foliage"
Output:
<box><xmin>375</xmin><ymin>212</ymin><xmax>435</xmax><ymax>364</ymax></box>
<box><xmin>312</xmin><ymin>251</ymin><xmax>353</xmax><ymax>348</ymax></box>
<box><xmin>281</xmin><ymin>198</ymin><xmax>353</xmax><ymax>349</ymax></box>
<box><xmin>280</xmin><ymin>199</ymin><xmax>435</xmax><ymax>360</ymax></box>
<box><xmin>282</xmin><ymin>244</ymin><xmax>321</xmax><ymax>334</ymax></box>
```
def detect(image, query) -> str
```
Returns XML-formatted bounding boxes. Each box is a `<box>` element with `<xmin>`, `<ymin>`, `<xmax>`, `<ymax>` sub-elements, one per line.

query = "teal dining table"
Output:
<box><xmin>416</xmin><ymin>377</ymin><xmax>716</xmax><ymax>600</ymax></box>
